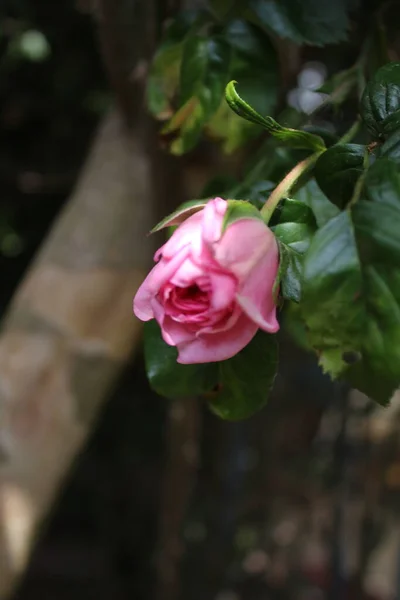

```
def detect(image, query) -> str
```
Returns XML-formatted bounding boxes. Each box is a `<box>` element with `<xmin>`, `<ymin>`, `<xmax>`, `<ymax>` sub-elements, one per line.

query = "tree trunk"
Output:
<box><xmin>0</xmin><ymin>109</ymin><xmax>156</xmax><ymax>598</ymax></box>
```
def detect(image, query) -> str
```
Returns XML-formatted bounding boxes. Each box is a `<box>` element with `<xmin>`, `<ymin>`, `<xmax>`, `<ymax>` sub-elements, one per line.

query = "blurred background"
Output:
<box><xmin>1</xmin><ymin>1</ymin><xmax>400</xmax><ymax>600</ymax></box>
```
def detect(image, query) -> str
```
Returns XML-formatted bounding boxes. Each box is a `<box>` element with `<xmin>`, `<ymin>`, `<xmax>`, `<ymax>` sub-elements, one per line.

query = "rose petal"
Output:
<box><xmin>161</xmin><ymin>317</ymin><xmax>196</xmax><ymax>346</ymax></box>
<box><xmin>202</xmin><ymin>197</ymin><xmax>227</xmax><ymax>244</ymax></box>
<box><xmin>161</xmin><ymin>211</ymin><xmax>204</xmax><ymax>259</ymax></box>
<box><xmin>176</xmin><ymin>312</ymin><xmax>258</xmax><ymax>364</ymax></box>
<box><xmin>170</xmin><ymin>256</ymin><xmax>204</xmax><ymax>287</ymax></box>
<box><xmin>236</xmin><ymin>294</ymin><xmax>279</xmax><ymax>333</ymax></box>
<box><xmin>151</xmin><ymin>297</ymin><xmax>194</xmax><ymax>346</ymax></box>
<box><xmin>133</xmin><ymin>244</ymin><xmax>190</xmax><ymax>321</ymax></box>
<box><xmin>198</xmin><ymin>304</ymin><xmax>241</xmax><ymax>335</ymax></box>
<box><xmin>209</xmin><ymin>271</ymin><xmax>236</xmax><ymax>311</ymax></box>
<box><xmin>214</xmin><ymin>219</ymin><xmax>275</xmax><ymax>281</ymax></box>
<box><xmin>236</xmin><ymin>250</ymin><xmax>279</xmax><ymax>333</ymax></box>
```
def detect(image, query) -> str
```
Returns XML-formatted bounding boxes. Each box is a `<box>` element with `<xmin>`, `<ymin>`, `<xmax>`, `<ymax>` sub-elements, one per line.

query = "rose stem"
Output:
<box><xmin>260</xmin><ymin>118</ymin><xmax>361</xmax><ymax>224</ymax></box>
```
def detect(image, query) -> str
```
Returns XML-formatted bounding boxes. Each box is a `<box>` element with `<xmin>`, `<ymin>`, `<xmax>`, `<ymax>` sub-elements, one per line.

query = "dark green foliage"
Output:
<box><xmin>144</xmin><ymin>321</ymin><xmax>219</xmax><ymax>397</ymax></box>
<box><xmin>209</xmin><ymin>331</ymin><xmax>278</xmax><ymax>420</ymax></box>
<box><xmin>302</xmin><ymin>159</ymin><xmax>400</xmax><ymax>405</ymax></box>
<box><xmin>315</xmin><ymin>144</ymin><xmax>366</xmax><ymax>209</ymax></box>
<box><xmin>361</xmin><ymin>62</ymin><xmax>400</xmax><ymax>138</ymax></box>
<box><xmin>271</xmin><ymin>199</ymin><xmax>317</xmax><ymax>302</ymax></box>
<box><xmin>249</xmin><ymin>0</ymin><xmax>354</xmax><ymax>46</ymax></box>
<box><xmin>144</xmin><ymin>0</ymin><xmax>400</xmax><ymax>415</ymax></box>
<box><xmin>144</xmin><ymin>322</ymin><xmax>277</xmax><ymax>420</ymax></box>
<box><xmin>296</xmin><ymin>179</ymin><xmax>340</xmax><ymax>227</ymax></box>
<box><xmin>147</xmin><ymin>11</ymin><xmax>280</xmax><ymax>154</ymax></box>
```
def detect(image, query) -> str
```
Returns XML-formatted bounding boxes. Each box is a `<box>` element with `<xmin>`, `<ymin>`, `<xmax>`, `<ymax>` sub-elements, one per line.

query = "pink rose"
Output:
<box><xmin>133</xmin><ymin>198</ymin><xmax>279</xmax><ymax>364</ymax></box>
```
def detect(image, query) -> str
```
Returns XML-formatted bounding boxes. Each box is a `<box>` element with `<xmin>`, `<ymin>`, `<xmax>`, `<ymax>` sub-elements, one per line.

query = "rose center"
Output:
<box><xmin>180</xmin><ymin>284</ymin><xmax>203</xmax><ymax>299</ymax></box>
<box><xmin>171</xmin><ymin>284</ymin><xmax>209</xmax><ymax>311</ymax></box>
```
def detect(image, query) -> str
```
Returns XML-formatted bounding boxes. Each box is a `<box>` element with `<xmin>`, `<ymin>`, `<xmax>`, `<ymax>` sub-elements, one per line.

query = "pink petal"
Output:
<box><xmin>176</xmin><ymin>312</ymin><xmax>258</xmax><ymax>364</ymax></box>
<box><xmin>198</xmin><ymin>304</ymin><xmax>241</xmax><ymax>334</ymax></box>
<box><xmin>133</xmin><ymin>244</ymin><xmax>190</xmax><ymax>321</ymax></box>
<box><xmin>151</xmin><ymin>297</ymin><xmax>194</xmax><ymax>346</ymax></box>
<box><xmin>236</xmin><ymin>250</ymin><xmax>279</xmax><ymax>333</ymax></box>
<box><xmin>170</xmin><ymin>257</ymin><xmax>204</xmax><ymax>287</ymax></box>
<box><xmin>214</xmin><ymin>219</ymin><xmax>275</xmax><ymax>281</ymax></box>
<box><xmin>202</xmin><ymin>197</ymin><xmax>227</xmax><ymax>244</ymax></box>
<box><xmin>209</xmin><ymin>271</ymin><xmax>236</xmax><ymax>311</ymax></box>
<box><xmin>161</xmin><ymin>317</ymin><xmax>195</xmax><ymax>346</ymax></box>
<box><xmin>160</xmin><ymin>211</ymin><xmax>204</xmax><ymax>259</ymax></box>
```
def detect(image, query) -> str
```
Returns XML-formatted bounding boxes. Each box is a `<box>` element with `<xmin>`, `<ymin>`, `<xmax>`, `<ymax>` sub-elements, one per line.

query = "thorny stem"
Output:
<box><xmin>261</xmin><ymin>118</ymin><xmax>361</xmax><ymax>224</ymax></box>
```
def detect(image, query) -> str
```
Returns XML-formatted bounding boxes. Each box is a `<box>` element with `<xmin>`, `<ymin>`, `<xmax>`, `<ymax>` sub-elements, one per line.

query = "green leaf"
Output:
<box><xmin>146</xmin><ymin>10</ymin><xmax>209</xmax><ymax>119</ymax></box>
<box><xmin>209</xmin><ymin>331</ymin><xmax>278</xmax><ymax>420</ymax></box>
<box><xmin>282</xmin><ymin>301</ymin><xmax>312</xmax><ymax>352</ymax></box>
<box><xmin>155</xmin><ymin>18</ymin><xmax>280</xmax><ymax>155</ymax></box>
<box><xmin>270</xmin><ymin>197</ymin><xmax>316</xmax><ymax>230</ymax></box>
<box><xmin>315</xmin><ymin>144</ymin><xmax>366</xmax><ymax>209</ymax></box>
<box><xmin>302</xmin><ymin>211</ymin><xmax>363</xmax><ymax>375</ymax></box>
<box><xmin>302</xmin><ymin>126</ymin><xmax>339</xmax><ymax>148</ymax></box>
<box><xmin>296</xmin><ymin>179</ymin><xmax>340</xmax><ymax>227</ymax></box>
<box><xmin>163</xmin><ymin>35</ymin><xmax>231</xmax><ymax>154</ymax></box>
<box><xmin>361</xmin><ymin>62</ymin><xmax>400</xmax><ymax>139</ymax></box>
<box><xmin>276</xmin><ymin>241</ymin><xmax>303</xmax><ymax>303</ymax></box>
<box><xmin>222</xmin><ymin>199</ymin><xmax>264</xmax><ymax>231</ymax></box>
<box><xmin>249</xmin><ymin>0</ymin><xmax>352</xmax><ymax>46</ymax></box>
<box><xmin>222</xmin><ymin>18</ymin><xmax>275</xmax><ymax>67</ymax></box>
<box><xmin>353</xmin><ymin>160</ymin><xmax>400</xmax><ymax>264</ymax></box>
<box><xmin>151</xmin><ymin>200</ymin><xmax>207</xmax><ymax>233</ymax></box>
<box><xmin>271</xmin><ymin>198</ymin><xmax>316</xmax><ymax>302</ymax></box>
<box><xmin>221</xmin><ymin>20</ymin><xmax>279</xmax><ymax>116</ymax></box>
<box><xmin>344</xmin><ymin>267</ymin><xmax>400</xmax><ymax>403</ymax></box>
<box><xmin>378</xmin><ymin>129</ymin><xmax>400</xmax><ymax>162</ymax></box>
<box><xmin>179</xmin><ymin>34</ymin><xmax>231</xmax><ymax>112</ymax></box>
<box><xmin>147</xmin><ymin>45</ymin><xmax>182</xmax><ymax>119</ymax></box>
<box><xmin>301</xmin><ymin>158</ymin><xmax>400</xmax><ymax>405</ymax></box>
<box><xmin>144</xmin><ymin>321</ymin><xmax>218</xmax><ymax>398</ymax></box>
<box><xmin>206</xmin><ymin>20</ymin><xmax>279</xmax><ymax>153</ymax></box>
<box><xmin>225</xmin><ymin>81</ymin><xmax>325</xmax><ymax>151</ymax></box>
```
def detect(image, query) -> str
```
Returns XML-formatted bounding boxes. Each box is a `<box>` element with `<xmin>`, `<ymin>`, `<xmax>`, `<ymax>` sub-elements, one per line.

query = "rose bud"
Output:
<box><xmin>134</xmin><ymin>198</ymin><xmax>279</xmax><ymax>364</ymax></box>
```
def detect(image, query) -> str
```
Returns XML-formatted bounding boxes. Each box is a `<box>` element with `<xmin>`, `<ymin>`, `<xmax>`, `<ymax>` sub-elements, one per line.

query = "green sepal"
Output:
<box><xmin>150</xmin><ymin>200</ymin><xmax>208</xmax><ymax>233</ymax></box>
<box><xmin>222</xmin><ymin>199</ymin><xmax>264</xmax><ymax>232</ymax></box>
